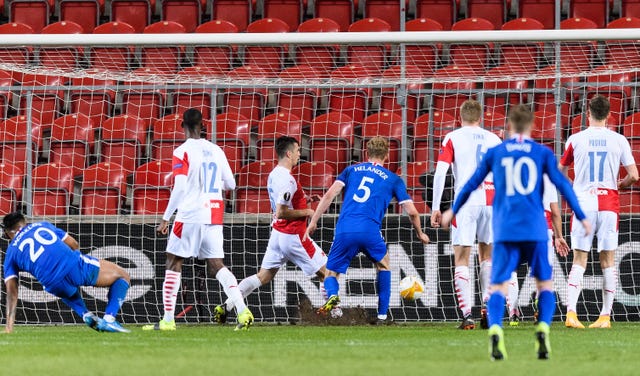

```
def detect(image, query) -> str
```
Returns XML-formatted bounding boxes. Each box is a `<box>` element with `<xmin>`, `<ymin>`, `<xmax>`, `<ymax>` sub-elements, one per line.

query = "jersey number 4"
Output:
<box><xmin>353</xmin><ymin>177</ymin><xmax>375</xmax><ymax>203</ymax></box>
<box><xmin>501</xmin><ymin>156</ymin><xmax>537</xmax><ymax>196</ymax></box>
<box><xmin>18</xmin><ymin>227</ymin><xmax>58</xmax><ymax>263</ymax></box>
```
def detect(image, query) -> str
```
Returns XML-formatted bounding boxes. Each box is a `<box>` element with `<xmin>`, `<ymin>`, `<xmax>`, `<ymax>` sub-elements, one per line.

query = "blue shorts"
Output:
<box><xmin>492</xmin><ymin>241</ymin><xmax>551</xmax><ymax>284</ymax></box>
<box><xmin>45</xmin><ymin>254</ymin><xmax>101</xmax><ymax>299</ymax></box>
<box><xmin>326</xmin><ymin>232</ymin><xmax>387</xmax><ymax>274</ymax></box>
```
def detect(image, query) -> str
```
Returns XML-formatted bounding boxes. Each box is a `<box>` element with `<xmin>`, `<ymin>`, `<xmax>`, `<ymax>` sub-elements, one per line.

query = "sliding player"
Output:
<box><xmin>442</xmin><ymin>105</ymin><xmax>590</xmax><ymax>360</ymax></box>
<box><xmin>431</xmin><ymin>100</ymin><xmax>502</xmax><ymax>329</ymax></box>
<box><xmin>214</xmin><ymin>137</ymin><xmax>339</xmax><ymax>321</ymax></box>
<box><xmin>561</xmin><ymin>95</ymin><xmax>638</xmax><ymax>329</ymax></box>
<box><xmin>143</xmin><ymin>108</ymin><xmax>253</xmax><ymax>331</ymax></box>
<box><xmin>2</xmin><ymin>212</ymin><xmax>131</xmax><ymax>333</ymax></box>
<box><xmin>305</xmin><ymin>136</ymin><xmax>430</xmax><ymax>324</ymax></box>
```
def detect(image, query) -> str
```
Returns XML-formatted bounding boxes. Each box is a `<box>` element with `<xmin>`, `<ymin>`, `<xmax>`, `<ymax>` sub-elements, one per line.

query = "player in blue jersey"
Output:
<box><xmin>441</xmin><ymin>106</ymin><xmax>591</xmax><ymax>360</ymax></box>
<box><xmin>2</xmin><ymin>212</ymin><xmax>131</xmax><ymax>333</ymax></box>
<box><xmin>305</xmin><ymin>136</ymin><xmax>430</xmax><ymax>323</ymax></box>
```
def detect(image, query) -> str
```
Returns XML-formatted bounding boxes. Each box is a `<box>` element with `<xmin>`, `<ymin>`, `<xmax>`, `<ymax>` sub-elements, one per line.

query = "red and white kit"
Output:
<box><xmin>163</xmin><ymin>138</ymin><xmax>236</xmax><ymax>259</ymax></box>
<box><xmin>543</xmin><ymin>175</ymin><xmax>558</xmax><ymax>261</ymax></box>
<box><xmin>561</xmin><ymin>127</ymin><xmax>636</xmax><ymax>251</ymax></box>
<box><xmin>261</xmin><ymin>166</ymin><xmax>326</xmax><ymax>275</ymax></box>
<box><xmin>434</xmin><ymin>126</ymin><xmax>502</xmax><ymax>246</ymax></box>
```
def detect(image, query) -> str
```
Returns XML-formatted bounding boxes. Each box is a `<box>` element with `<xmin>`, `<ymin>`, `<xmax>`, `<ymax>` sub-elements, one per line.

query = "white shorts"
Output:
<box><xmin>451</xmin><ymin>205</ymin><xmax>493</xmax><ymax>246</ymax></box>
<box><xmin>166</xmin><ymin>222</ymin><xmax>224</xmax><ymax>259</ymax></box>
<box><xmin>571</xmin><ymin>211</ymin><xmax>618</xmax><ymax>252</ymax></box>
<box><xmin>261</xmin><ymin>228</ymin><xmax>327</xmax><ymax>276</ymax></box>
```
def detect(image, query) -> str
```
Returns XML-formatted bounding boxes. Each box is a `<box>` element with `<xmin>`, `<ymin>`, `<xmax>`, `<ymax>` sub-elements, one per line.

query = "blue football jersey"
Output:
<box><xmin>452</xmin><ymin>136</ymin><xmax>586</xmax><ymax>242</ymax></box>
<box><xmin>335</xmin><ymin>162</ymin><xmax>411</xmax><ymax>234</ymax></box>
<box><xmin>3</xmin><ymin>222</ymin><xmax>76</xmax><ymax>287</ymax></box>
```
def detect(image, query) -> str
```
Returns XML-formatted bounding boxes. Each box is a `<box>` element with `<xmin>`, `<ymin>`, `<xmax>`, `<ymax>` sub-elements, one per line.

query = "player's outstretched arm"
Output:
<box><xmin>4</xmin><ymin>278</ymin><xmax>18</xmax><ymax>333</ymax></box>
<box><xmin>402</xmin><ymin>201</ymin><xmax>430</xmax><ymax>244</ymax></box>
<box><xmin>158</xmin><ymin>175</ymin><xmax>188</xmax><ymax>234</ymax></box>
<box><xmin>430</xmin><ymin>161</ymin><xmax>451</xmax><ymax>228</ymax></box>
<box><xmin>619</xmin><ymin>164</ymin><xmax>639</xmax><ymax>190</ymax></box>
<box><xmin>550</xmin><ymin>202</ymin><xmax>569</xmax><ymax>257</ymax></box>
<box><xmin>63</xmin><ymin>235</ymin><xmax>80</xmax><ymax>251</ymax></box>
<box><xmin>304</xmin><ymin>181</ymin><xmax>344</xmax><ymax>240</ymax></box>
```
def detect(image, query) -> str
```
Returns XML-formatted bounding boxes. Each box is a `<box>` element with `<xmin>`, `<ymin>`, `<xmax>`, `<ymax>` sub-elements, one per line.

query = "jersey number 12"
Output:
<box><xmin>202</xmin><ymin>162</ymin><xmax>220</xmax><ymax>193</ymax></box>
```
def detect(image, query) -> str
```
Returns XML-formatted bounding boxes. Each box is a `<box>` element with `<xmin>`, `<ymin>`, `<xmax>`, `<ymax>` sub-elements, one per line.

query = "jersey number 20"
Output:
<box><xmin>501</xmin><ymin>156</ymin><xmax>537</xmax><ymax>196</ymax></box>
<box><xmin>353</xmin><ymin>177</ymin><xmax>375</xmax><ymax>203</ymax></box>
<box><xmin>18</xmin><ymin>227</ymin><xmax>58</xmax><ymax>262</ymax></box>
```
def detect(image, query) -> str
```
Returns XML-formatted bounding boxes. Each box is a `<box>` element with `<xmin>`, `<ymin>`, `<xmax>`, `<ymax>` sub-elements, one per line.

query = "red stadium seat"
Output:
<box><xmin>69</xmin><ymin>75</ymin><xmax>117</xmax><ymax>124</ymax></box>
<box><xmin>162</xmin><ymin>0</ymin><xmax>205</xmax><ymax>32</ymax></box>
<box><xmin>314</xmin><ymin>0</ymin><xmax>354</xmax><ymax>31</ymax></box>
<box><xmin>532</xmin><ymin>110</ymin><xmax>557</xmax><ymax>149</ymax></box>
<box><xmin>483</xmin><ymin>110</ymin><xmax>507</xmax><ymax>137</ymax></box>
<box><xmin>450</xmin><ymin>18</ymin><xmax>495</xmax><ymax>73</ymax></box>
<box><xmin>364</xmin><ymin>0</ymin><xmax>408</xmax><ymax>31</ymax></box>
<box><xmin>19</xmin><ymin>73</ymin><xmax>66</xmax><ymax>126</ymax></box>
<box><xmin>264</xmin><ymin>0</ymin><xmax>303</xmax><ymax>31</ymax></box>
<box><xmin>416</xmin><ymin>0</ymin><xmax>455</xmax><ymax>30</ymax></box>
<box><xmin>518</xmin><ymin>0</ymin><xmax>556</xmax><ymax>29</ymax></box>
<box><xmin>212</xmin><ymin>0</ymin><xmax>252</xmax><ymax>31</ymax></box>
<box><xmin>174</xmin><ymin>67</ymin><xmax>218</xmax><ymax>119</ymax></box>
<box><xmin>50</xmin><ymin>113</ymin><xmax>95</xmax><ymax>177</ymax></box>
<box><xmin>296</xmin><ymin>18</ymin><xmax>341</xmax><ymax>76</ymax></box>
<box><xmin>277</xmin><ymin>65</ymin><xmax>322</xmax><ymax>125</ymax></box>
<box><xmin>622</xmin><ymin>0</ymin><xmax>640</xmax><ymax>19</ymax></box>
<box><xmin>570</xmin><ymin>0</ymin><xmax>609</xmax><ymax>28</ymax></box>
<box><xmin>142</xmin><ymin>21</ymin><xmax>186</xmax><ymax>72</ymax></box>
<box><xmin>151</xmin><ymin>114</ymin><xmax>212</xmax><ymax>161</ymax></box>
<box><xmin>605</xmin><ymin>17</ymin><xmax>640</xmax><ymax>73</ymax></box>
<box><xmin>327</xmin><ymin>64</ymin><xmax>374</xmax><ymax>123</ymax></box>
<box><xmin>236</xmin><ymin>161</ymin><xmax>275</xmax><ymax>213</ymax></box>
<box><xmin>619</xmin><ymin>190</ymin><xmax>640</xmax><ymax>214</ymax></box>
<box><xmin>0</xmin><ymin>162</ymin><xmax>23</xmax><ymax>215</ymax></box>
<box><xmin>10</xmin><ymin>0</ymin><xmax>50</xmax><ymax>33</ymax></box>
<box><xmin>32</xmin><ymin>163</ymin><xmax>75</xmax><ymax>216</ymax></box>
<box><xmin>121</xmin><ymin>67</ymin><xmax>166</xmax><ymax>121</ymax></box>
<box><xmin>0</xmin><ymin>70</ymin><xmax>15</xmax><ymax>119</ymax></box>
<box><xmin>405</xmin><ymin>18</ymin><xmax>442</xmax><ymax>77</ymax></box>
<box><xmin>40</xmin><ymin>21</ymin><xmax>84</xmax><ymax>71</ymax></box>
<box><xmin>292</xmin><ymin>162</ymin><xmax>335</xmax><ymax>209</ymax></box>
<box><xmin>132</xmin><ymin>160</ymin><xmax>174</xmax><ymax>214</ymax></box>
<box><xmin>60</xmin><ymin>0</ymin><xmax>102</xmax><ymax>33</ymax></box>
<box><xmin>81</xmin><ymin>162</ymin><xmax>127</xmax><ymax>215</ymax></box>
<box><xmin>623</xmin><ymin>112</ymin><xmax>640</xmax><ymax>139</ymax></box>
<box><xmin>560</xmin><ymin>18</ymin><xmax>598</xmax><ymax>72</ymax></box>
<box><xmin>0</xmin><ymin>23</ymin><xmax>34</xmax><ymax>68</ymax></box>
<box><xmin>245</xmin><ymin>18</ymin><xmax>290</xmax><ymax>76</ymax></box>
<box><xmin>380</xmin><ymin>65</ymin><xmax>425</xmax><ymax>124</ymax></box>
<box><xmin>431</xmin><ymin>65</ymin><xmax>477</xmax><ymax>118</ymax></box>
<box><xmin>111</xmin><ymin>0</ymin><xmax>153</xmax><ymax>33</ymax></box>
<box><xmin>194</xmin><ymin>20</ymin><xmax>238</xmax><ymax>72</ymax></box>
<box><xmin>534</xmin><ymin>66</ymin><xmax>577</xmax><ymax>124</ymax></box>
<box><xmin>215</xmin><ymin>112</ymin><xmax>250</xmax><ymax>172</ymax></box>
<box><xmin>0</xmin><ymin>116</ymin><xmax>43</xmax><ymax>173</ymax></box>
<box><xmin>467</xmin><ymin>0</ymin><xmax>505</xmax><ymax>29</ymax></box>
<box><xmin>571</xmin><ymin>113</ymin><xmax>618</xmax><ymax>137</ymax></box>
<box><xmin>90</xmin><ymin>21</ymin><xmax>135</xmax><ymax>72</ymax></box>
<box><xmin>402</xmin><ymin>161</ymin><xmax>430</xmax><ymax>213</ymax></box>
<box><xmin>309</xmin><ymin>112</ymin><xmax>355</xmax><ymax>172</ymax></box>
<box><xmin>347</xmin><ymin>18</ymin><xmax>391</xmax><ymax>76</ymax></box>
<box><xmin>224</xmin><ymin>65</ymin><xmax>269</xmax><ymax>125</ymax></box>
<box><xmin>585</xmin><ymin>68</ymin><xmax>633</xmax><ymax>126</ymax></box>
<box><xmin>101</xmin><ymin>115</ymin><xmax>148</xmax><ymax>174</ymax></box>
<box><xmin>499</xmin><ymin>18</ymin><xmax>545</xmax><ymax>73</ymax></box>
<box><xmin>413</xmin><ymin>111</ymin><xmax>457</xmax><ymax>163</ymax></box>
<box><xmin>256</xmin><ymin>112</ymin><xmax>303</xmax><ymax>161</ymax></box>
<box><xmin>361</xmin><ymin>111</ymin><xmax>403</xmax><ymax>172</ymax></box>
<box><xmin>483</xmin><ymin>66</ymin><xmax>529</xmax><ymax>114</ymax></box>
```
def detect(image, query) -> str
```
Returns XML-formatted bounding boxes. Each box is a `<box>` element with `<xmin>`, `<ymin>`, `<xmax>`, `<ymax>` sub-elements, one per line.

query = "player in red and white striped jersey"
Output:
<box><xmin>214</xmin><ymin>137</ymin><xmax>338</xmax><ymax>321</ymax></box>
<box><xmin>560</xmin><ymin>96</ymin><xmax>639</xmax><ymax>329</ymax></box>
<box><xmin>143</xmin><ymin>109</ymin><xmax>253</xmax><ymax>332</ymax></box>
<box><xmin>431</xmin><ymin>100</ymin><xmax>502</xmax><ymax>330</ymax></box>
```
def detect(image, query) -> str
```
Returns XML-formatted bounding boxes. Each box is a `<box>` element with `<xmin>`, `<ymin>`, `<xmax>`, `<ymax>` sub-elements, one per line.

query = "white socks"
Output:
<box><xmin>479</xmin><ymin>260</ymin><xmax>492</xmax><ymax>304</ymax></box>
<box><xmin>454</xmin><ymin>266</ymin><xmax>472</xmax><ymax>317</ymax></box>
<box><xmin>567</xmin><ymin>264</ymin><xmax>585</xmax><ymax>313</ymax></box>
<box><xmin>225</xmin><ymin>274</ymin><xmax>262</xmax><ymax>311</ymax></box>
<box><xmin>163</xmin><ymin>270</ymin><xmax>181</xmax><ymax>322</ymax></box>
<box><xmin>601</xmin><ymin>267</ymin><xmax>616</xmax><ymax>316</ymax></box>
<box><xmin>216</xmin><ymin>267</ymin><xmax>247</xmax><ymax>313</ymax></box>
<box><xmin>507</xmin><ymin>272</ymin><xmax>519</xmax><ymax>316</ymax></box>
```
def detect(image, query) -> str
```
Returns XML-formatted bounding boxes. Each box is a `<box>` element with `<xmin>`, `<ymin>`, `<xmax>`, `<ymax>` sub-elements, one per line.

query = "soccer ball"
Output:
<box><xmin>399</xmin><ymin>276</ymin><xmax>424</xmax><ymax>301</ymax></box>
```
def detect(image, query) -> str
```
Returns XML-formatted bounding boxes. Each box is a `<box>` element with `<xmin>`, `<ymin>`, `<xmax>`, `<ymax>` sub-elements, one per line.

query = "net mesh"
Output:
<box><xmin>0</xmin><ymin>35</ymin><xmax>639</xmax><ymax>325</ymax></box>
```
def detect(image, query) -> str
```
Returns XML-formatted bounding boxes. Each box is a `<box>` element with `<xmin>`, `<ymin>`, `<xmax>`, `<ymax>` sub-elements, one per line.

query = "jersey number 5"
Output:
<box><xmin>18</xmin><ymin>227</ymin><xmax>58</xmax><ymax>262</ymax></box>
<box><xmin>353</xmin><ymin>177</ymin><xmax>375</xmax><ymax>203</ymax></box>
<box><xmin>501</xmin><ymin>156</ymin><xmax>537</xmax><ymax>196</ymax></box>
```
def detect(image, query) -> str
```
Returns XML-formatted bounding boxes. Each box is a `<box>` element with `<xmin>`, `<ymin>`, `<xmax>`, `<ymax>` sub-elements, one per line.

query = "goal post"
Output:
<box><xmin>1</xmin><ymin>28</ymin><xmax>640</xmax><ymax>325</ymax></box>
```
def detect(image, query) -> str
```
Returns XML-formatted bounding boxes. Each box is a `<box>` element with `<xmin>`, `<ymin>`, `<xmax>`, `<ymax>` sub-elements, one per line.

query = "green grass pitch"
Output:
<box><xmin>1</xmin><ymin>323</ymin><xmax>638</xmax><ymax>376</ymax></box>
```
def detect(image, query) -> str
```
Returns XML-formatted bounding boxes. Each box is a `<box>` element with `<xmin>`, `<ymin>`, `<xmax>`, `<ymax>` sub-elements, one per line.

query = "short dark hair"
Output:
<box><xmin>275</xmin><ymin>136</ymin><xmax>299</xmax><ymax>160</ymax></box>
<box><xmin>2</xmin><ymin>211</ymin><xmax>25</xmax><ymax>232</ymax></box>
<box><xmin>589</xmin><ymin>95</ymin><xmax>610</xmax><ymax>121</ymax></box>
<box><xmin>508</xmin><ymin>104</ymin><xmax>534</xmax><ymax>134</ymax></box>
<box><xmin>182</xmin><ymin>108</ymin><xmax>203</xmax><ymax>132</ymax></box>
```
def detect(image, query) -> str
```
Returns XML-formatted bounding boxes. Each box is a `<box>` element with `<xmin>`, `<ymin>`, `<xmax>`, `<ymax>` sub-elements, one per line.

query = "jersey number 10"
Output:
<box><xmin>501</xmin><ymin>156</ymin><xmax>537</xmax><ymax>196</ymax></box>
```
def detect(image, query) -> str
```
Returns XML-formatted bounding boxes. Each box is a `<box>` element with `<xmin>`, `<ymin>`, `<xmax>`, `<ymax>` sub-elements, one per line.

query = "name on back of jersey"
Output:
<box><xmin>505</xmin><ymin>143</ymin><xmax>532</xmax><ymax>152</ymax></box>
<box><xmin>353</xmin><ymin>164</ymin><xmax>388</xmax><ymax>180</ymax></box>
<box><xmin>589</xmin><ymin>139</ymin><xmax>606</xmax><ymax>147</ymax></box>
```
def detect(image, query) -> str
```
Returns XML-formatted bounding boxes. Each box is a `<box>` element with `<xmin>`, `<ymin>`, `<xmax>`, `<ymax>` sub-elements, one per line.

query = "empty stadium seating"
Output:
<box><xmin>236</xmin><ymin>161</ymin><xmax>275</xmax><ymax>213</ymax></box>
<box><xmin>132</xmin><ymin>160</ymin><xmax>173</xmax><ymax>214</ymax></box>
<box><xmin>81</xmin><ymin>162</ymin><xmax>127</xmax><ymax>215</ymax></box>
<box><xmin>32</xmin><ymin>163</ymin><xmax>75</xmax><ymax>215</ymax></box>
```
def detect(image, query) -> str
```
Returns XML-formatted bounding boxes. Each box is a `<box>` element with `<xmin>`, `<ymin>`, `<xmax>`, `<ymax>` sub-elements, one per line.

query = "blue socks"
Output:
<box><xmin>62</xmin><ymin>290</ymin><xmax>89</xmax><ymax>317</ymax></box>
<box><xmin>487</xmin><ymin>291</ymin><xmax>506</xmax><ymax>328</ymax></box>
<box><xmin>324</xmin><ymin>276</ymin><xmax>339</xmax><ymax>298</ymax></box>
<box><xmin>377</xmin><ymin>270</ymin><xmax>391</xmax><ymax>318</ymax></box>
<box><xmin>105</xmin><ymin>278</ymin><xmax>130</xmax><ymax>318</ymax></box>
<box><xmin>537</xmin><ymin>289</ymin><xmax>556</xmax><ymax>326</ymax></box>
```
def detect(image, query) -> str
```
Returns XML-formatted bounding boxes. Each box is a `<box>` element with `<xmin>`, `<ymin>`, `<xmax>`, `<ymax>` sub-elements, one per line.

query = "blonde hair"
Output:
<box><xmin>460</xmin><ymin>99</ymin><xmax>482</xmax><ymax>124</ymax></box>
<box><xmin>367</xmin><ymin>136</ymin><xmax>389</xmax><ymax>160</ymax></box>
